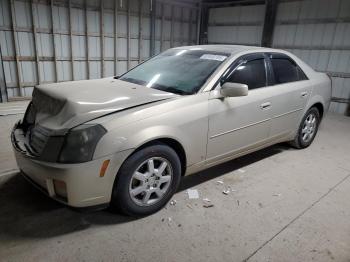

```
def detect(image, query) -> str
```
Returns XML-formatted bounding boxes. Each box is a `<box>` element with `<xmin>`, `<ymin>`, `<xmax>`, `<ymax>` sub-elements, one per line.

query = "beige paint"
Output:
<box><xmin>12</xmin><ymin>45</ymin><xmax>332</xmax><ymax>207</ymax></box>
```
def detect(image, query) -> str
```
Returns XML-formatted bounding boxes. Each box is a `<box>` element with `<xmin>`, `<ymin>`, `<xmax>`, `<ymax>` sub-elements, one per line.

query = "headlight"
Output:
<box><xmin>58</xmin><ymin>124</ymin><xmax>106</xmax><ymax>163</ymax></box>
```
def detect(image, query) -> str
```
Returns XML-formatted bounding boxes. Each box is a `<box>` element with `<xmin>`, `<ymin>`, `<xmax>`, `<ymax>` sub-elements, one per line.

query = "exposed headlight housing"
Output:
<box><xmin>58</xmin><ymin>124</ymin><xmax>107</xmax><ymax>163</ymax></box>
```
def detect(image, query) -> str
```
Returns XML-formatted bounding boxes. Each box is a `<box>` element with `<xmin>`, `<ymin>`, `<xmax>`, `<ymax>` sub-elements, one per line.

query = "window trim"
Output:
<box><xmin>212</xmin><ymin>52</ymin><xmax>270</xmax><ymax>91</ymax></box>
<box><xmin>266</xmin><ymin>52</ymin><xmax>309</xmax><ymax>85</ymax></box>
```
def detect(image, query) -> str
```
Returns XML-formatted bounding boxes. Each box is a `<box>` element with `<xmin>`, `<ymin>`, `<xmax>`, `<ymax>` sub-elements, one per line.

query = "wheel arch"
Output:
<box><xmin>133</xmin><ymin>137</ymin><xmax>187</xmax><ymax>176</ymax></box>
<box><xmin>311</xmin><ymin>102</ymin><xmax>324</xmax><ymax>119</ymax></box>
<box><xmin>305</xmin><ymin>93</ymin><xmax>326</xmax><ymax>120</ymax></box>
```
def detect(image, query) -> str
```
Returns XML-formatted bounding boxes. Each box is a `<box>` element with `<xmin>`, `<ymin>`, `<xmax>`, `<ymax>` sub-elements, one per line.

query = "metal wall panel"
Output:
<box><xmin>0</xmin><ymin>0</ymin><xmax>199</xmax><ymax>101</ymax></box>
<box><xmin>206</xmin><ymin>0</ymin><xmax>349</xmax><ymax>115</ymax></box>
<box><xmin>273</xmin><ymin>0</ymin><xmax>350</xmax><ymax>115</ymax></box>
<box><xmin>207</xmin><ymin>4</ymin><xmax>265</xmax><ymax>45</ymax></box>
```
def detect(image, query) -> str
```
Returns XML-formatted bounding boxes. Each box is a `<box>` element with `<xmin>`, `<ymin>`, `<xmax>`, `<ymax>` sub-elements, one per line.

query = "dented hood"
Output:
<box><xmin>31</xmin><ymin>77</ymin><xmax>176</xmax><ymax>130</ymax></box>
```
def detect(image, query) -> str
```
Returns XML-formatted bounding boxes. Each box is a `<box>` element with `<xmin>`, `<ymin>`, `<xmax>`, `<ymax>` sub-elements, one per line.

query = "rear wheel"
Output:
<box><xmin>110</xmin><ymin>143</ymin><xmax>181</xmax><ymax>217</ymax></box>
<box><xmin>290</xmin><ymin>107</ymin><xmax>320</xmax><ymax>149</ymax></box>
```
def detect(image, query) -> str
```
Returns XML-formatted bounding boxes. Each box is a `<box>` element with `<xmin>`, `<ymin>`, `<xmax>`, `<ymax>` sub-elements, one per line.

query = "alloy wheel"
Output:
<box><xmin>301</xmin><ymin>113</ymin><xmax>317</xmax><ymax>143</ymax></box>
<box><xmin>129</xmin><ymin>157</ymin><xmax>173</xmax><ymax>206</ymax></box>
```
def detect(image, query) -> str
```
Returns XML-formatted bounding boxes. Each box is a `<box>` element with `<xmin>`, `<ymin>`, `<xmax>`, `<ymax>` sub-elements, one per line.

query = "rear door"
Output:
<box><xmin>266</xmin><ymin>53</ymin><xmax>312</xmax><ymax>138</ymax></box>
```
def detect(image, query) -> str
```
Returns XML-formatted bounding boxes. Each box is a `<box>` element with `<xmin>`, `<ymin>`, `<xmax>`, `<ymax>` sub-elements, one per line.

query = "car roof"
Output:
<box><xmin>173</xmin><ymin>44</ymin><xmax>271</xmax><ymax>55</ymax></box>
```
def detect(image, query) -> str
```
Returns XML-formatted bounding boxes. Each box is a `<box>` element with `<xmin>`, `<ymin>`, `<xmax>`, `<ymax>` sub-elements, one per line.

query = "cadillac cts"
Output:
<box><xmin>12</xmin><ymin>45</ymin><xmax>331</xmax><ymax>216</ymax></box>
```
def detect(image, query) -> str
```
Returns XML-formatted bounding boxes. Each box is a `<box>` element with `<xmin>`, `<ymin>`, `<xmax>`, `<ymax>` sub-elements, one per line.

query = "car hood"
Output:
<box><xmin>30</xmin><ymin>77</ymin><xmax>177</xmax><ymax>131</ymax></box>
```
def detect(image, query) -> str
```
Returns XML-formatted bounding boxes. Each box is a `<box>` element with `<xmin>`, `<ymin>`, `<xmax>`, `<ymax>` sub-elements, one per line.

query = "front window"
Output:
<box><xmin>119</xmin><ymin>49</ymin><xmax>229</xmax><ymax>95</ymax></box>
<box><xmin>225</xmin><ymin>59</ymin><xmax>267</xmax><ymax>90</ymax></box>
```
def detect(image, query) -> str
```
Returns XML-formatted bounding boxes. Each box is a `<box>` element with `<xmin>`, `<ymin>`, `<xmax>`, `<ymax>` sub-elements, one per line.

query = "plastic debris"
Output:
<box><xmin>223</xmin><ymin>185</ymin><xmax>233</xmax><ymax>195</ymax></box>
<box><xmin>273</xmin><ymin>193</ymin><xmax>282</xmax><ymax>197</ymax></box>
<box><xmin>237</xmin><ymin>169</ymin><xmax>246</xmax><ymax>173</ymax></box>
<box><xmin>170</xmin><ymin>200</ymin><xmax>177</xmax><ymax>205</ymax></box>
<box><xmin>202</xmin><ymin>198</ymin><xmax>213</xmax><ymax>208</ymax></box>
<box><xmin>203</xmin><ymin>203</ymin><xmax>214</xmax><ymax>208</ymax></box>
<box><xmin>216</xmin><ymin>180</ymin><xmax>224</xmax><ymax>185</ymax></box>
<box><xmin>223</xmin><ymin>189</ymin><xmax>230</xmax><ymax>195</ymax></box>
<box><xmin>186</xmin><ymin>204</ymin><xmax>193</xmax><ymax>209</ymax></box>
<box><xmin>187</xmin><ymin>189</ymin><xmax>199</xmax><ymax>199</ymax></box>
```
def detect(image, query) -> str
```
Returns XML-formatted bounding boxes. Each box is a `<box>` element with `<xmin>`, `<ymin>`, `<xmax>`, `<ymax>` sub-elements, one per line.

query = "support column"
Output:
<box><xmin>261</xmin><ymin>0</ymin><xmax>278</xmax><ymax>47</ymax></box>
<box><xmin>10</xmin><ymin>0</ymin><xmax>23</xmax><ymax>97</ymax></box>
<box><xmin>50</xmin><ymin>0</ymin><xmax>58</xmax><ymax>82</ymax></box>
<box><xmin>150</xmin><ymin>0</ymin><xmax>156</xmax><ymax>56</ymax></box>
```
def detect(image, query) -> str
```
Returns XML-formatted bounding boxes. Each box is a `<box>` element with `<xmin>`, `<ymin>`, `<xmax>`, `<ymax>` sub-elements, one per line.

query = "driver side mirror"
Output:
<box><xmin>220</xmin><ymin>82</ymin><xmax>248</xmax><ymax>97</ymax></box>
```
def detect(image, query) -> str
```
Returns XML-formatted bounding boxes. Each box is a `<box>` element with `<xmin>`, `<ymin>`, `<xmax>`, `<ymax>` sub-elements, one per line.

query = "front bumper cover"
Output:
<box><xmin>11</xmin><ymin>123</ymin><xmax>133</xmax><ymax>207</ymax></box>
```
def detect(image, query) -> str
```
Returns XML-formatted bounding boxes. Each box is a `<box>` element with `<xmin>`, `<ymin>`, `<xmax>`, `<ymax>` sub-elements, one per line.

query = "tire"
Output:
<box><xmin>290</xmin><ymin>107</ymin><xmax>320</xmax><ymax>149</ymax></box>
<box><xmin>110</xmin><ymin>143</ymin><xmax>181</xmax><ymax>217</ymax></box>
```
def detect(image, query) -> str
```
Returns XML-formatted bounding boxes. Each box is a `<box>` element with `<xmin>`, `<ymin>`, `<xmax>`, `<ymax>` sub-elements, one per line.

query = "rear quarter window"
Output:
<box><xmin>271</xmin><ymin>58</ymin><xmax>308</xmax><ymax>84</ymax></box>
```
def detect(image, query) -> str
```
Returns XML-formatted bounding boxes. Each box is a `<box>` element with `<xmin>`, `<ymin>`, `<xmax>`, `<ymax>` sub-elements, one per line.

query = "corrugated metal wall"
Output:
<box><xmin>207</xmin><ymin>4</ymin><xmax>265</xmax><ymax>46</ymax></box>
<box><xmin>206</xmin><ymin>0</ymin><xmax>350</xmax><ymax>115</ymax></box>
<box><xmin>273</xmin><ymin>0</ymin><xmax>350</xmax><ymax>115</ymax></box>
<box><xmin>0</xmin><ymin>0</ymin><xmax>199</xmax><ymax>101</ymax></box>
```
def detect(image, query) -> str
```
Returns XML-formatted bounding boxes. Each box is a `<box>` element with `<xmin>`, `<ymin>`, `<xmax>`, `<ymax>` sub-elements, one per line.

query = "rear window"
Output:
<box><xmin>271</xmin><ymin>58</ymin><xmax>308</xmax><ymax>84</ymax></box>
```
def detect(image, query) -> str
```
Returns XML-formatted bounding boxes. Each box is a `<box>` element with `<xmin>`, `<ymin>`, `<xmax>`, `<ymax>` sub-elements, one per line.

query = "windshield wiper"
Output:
<box><xmin>163</xmin><ymin>87</ymin><xmax>191</xmax><ymax>95</ymax></box>
<box><xmin>152</xmin><ymin>85</ymin><xmax>192</xmax><ymax>95</ymax></box>
<box><xmin>119</xmin><ymin>77</ymin><xmax>146</xmax><ymax>86</ymax></box>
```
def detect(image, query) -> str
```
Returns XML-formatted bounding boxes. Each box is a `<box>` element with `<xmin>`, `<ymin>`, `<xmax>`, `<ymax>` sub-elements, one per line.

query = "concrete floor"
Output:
<box><xmin>0</xmin><ymin>107</ymin><xmax>350</xmax><ymax>262</ymax></box>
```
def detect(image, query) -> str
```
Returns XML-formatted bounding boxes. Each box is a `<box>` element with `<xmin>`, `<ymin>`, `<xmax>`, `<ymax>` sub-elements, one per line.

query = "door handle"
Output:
<box><xmin>260</xmin><ymin>102</ymin><xmax>271</xmax><ymax>110</ymax></box>
<box><xmin>301</xmin><ymin>91</ymin><xmax>308</xmax><ymax>97</ymax></box>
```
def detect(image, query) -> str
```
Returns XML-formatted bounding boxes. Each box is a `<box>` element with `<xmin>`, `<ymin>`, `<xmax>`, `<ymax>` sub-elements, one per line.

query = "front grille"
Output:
<box><xmin>28</xmin><ymin>125</ymin><xmax>51</xmax><ymax>155</ymax></box>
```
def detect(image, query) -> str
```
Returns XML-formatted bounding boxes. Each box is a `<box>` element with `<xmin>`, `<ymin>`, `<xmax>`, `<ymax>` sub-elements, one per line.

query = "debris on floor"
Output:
<box><xmin>237</xmin><ymin>200</ymin><xmax>240</xmax><ymax>206</ymax></box>
<box><xmin>237</xmin><ymin>169</ymin><xmax>246</xmax><ymax>173</ymax></box>
<box><xmin>203</xmin><ymin>198</ymin><xmax>214</xmax><ymax>208</ymax></box>
<box><xmin>272</xmin><ymin>193</ymin><xmax>282</xmax><ymax>197</ymax></box>
<box><xmin>170</xmin><ymin>200</ymin><xmax>177</xmax><ymax>205</ymax></box>
<box><xmin>222</xmin><ymin>185</ymin><xmax>236</xmax><ymax>195</ymax></box>
<box><xmin>203</xmin><ymin>203</ymin><xmax>214</xmax><ymax>208</ymax></box>
<box><xmin>216</xmin><ymin>180</ymin><xmax>224</xmax><ymax>185</ymax></box>
<box><xmin>162</xmin><ymin>217</ymin><xmax>174</xmax><ymax>226</ymax></box>
<box><xmin>187</xmin><ymin>189</ymin><xmax>199</xmax><ymax>199</ymax></box>
<box><xmin>222</xmin><ymin>189</ymin><xmax>230</xmax><ymax>195</ymax></box>
<box><xmin>186</xmin><ymin>204</ymin><xmax>193</xmax><ymax>209</ymax></box>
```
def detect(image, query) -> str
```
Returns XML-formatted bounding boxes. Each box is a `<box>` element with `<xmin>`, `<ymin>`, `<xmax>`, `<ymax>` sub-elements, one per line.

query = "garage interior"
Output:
<box><xmin>0</xmin><ymin>0</ymin><xmax>349</xmax><ymax>261</ymax></box>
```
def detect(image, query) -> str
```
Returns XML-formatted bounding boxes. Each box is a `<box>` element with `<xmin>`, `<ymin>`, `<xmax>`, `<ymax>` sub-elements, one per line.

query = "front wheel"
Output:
<box><xmin>290</xmin><ymin>107</ymin><xmax>320</xmax><ymax>149</ymax></box>
<box><xmin>110</xmin><ymin>143</ymin><xmax>181</xmax><ymax>217</ymax></box>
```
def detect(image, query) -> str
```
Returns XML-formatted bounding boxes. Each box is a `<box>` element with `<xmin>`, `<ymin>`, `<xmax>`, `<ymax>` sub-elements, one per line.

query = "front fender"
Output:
<box><xmin>94</xmin><ymin>123</ymin><xmax>206</xmax><ymax>167</ymax></box>
<box><xmin>93</xmin><ymin>92</ymin><xmax>210</xmax><ymax>167</ymax></box>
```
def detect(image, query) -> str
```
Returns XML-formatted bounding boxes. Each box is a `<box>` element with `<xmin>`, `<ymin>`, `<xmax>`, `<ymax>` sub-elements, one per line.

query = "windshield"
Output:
<box><xmin>119</xmin><ymin>49</ymin><xmax>229</xmax><ymax>95</ymax></box>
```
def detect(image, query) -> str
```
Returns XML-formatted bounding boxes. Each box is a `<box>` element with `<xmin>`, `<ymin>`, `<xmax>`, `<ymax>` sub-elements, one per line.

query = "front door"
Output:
<box><xmin>206</xmin><ymin>54</ymin><xmax>273</xmax><ymax>164</ymax></box>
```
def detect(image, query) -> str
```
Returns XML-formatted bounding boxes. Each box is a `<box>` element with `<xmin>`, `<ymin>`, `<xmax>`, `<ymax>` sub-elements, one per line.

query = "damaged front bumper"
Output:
<box><xmin>11</xmin><ymin>122</ymin><xmax>132</xmax><ymax>208</ymax></box>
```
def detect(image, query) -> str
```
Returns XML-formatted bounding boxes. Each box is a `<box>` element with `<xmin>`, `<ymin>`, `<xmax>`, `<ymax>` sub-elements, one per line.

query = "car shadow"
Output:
<box><xmin>0</xmin><ymin>143</ymin><xmax>290</xmax><ymax>239</ymax></box>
